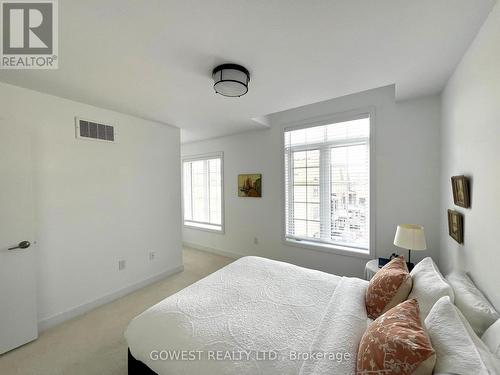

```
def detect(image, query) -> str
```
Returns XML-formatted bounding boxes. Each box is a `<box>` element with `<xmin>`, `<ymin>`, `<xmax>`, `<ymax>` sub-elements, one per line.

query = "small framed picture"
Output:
<box><xmin>447</xmin><ymin>209</ymin><xmax>464</xmax><ymax>244</ymax></box>
<box><xmin>451</xmin><ymin>175</ymin><xmax>470</xmax><ymax>208</ymax></box>
<box><xmin>238</xmin><ymin>174</ymin><xmax>262</xmax><ymax>197</ymax></box>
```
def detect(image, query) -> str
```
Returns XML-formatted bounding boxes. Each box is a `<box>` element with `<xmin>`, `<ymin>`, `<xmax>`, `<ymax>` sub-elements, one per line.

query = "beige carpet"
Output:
<box><xmin>0</xmin><ymin>247</ymin><xmax>233</xmax><ymax>375</ymax></box>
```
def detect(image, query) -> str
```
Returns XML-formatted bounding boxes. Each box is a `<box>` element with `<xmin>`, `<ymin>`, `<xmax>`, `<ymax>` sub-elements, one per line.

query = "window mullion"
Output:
<box><xmin>319</xmin><ymin>146</ymin><xmax>331</xmax><ymax>240</ymax></box>
<box><xmin>207</xmin><ymin>160</ymin><xmax>211</xmax><ymax>224</ymax></box>
<box><xmin>190</xmin><ymin>162</ymin><xmax>194</xmax><ymax>221</ymax></box>
<box><xmin>288</xmin><ymin>151</ymin><xmax>294</xmax><ymax>236</ymax></box>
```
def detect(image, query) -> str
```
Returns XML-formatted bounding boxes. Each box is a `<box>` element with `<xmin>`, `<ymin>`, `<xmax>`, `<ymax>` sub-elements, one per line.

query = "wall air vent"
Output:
<box><xmin>75</xmin><ymin>117</ymin><xmax>115</xmax><ymax>142</ymax></box>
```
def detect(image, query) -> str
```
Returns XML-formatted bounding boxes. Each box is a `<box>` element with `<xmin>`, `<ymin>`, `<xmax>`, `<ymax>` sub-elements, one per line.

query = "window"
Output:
<box><xmin>284</xmin><ymin>115</ymin><xmax>371</xmax><ymax>254</ymax></box>
<box><xmin>183</xmin><ymin>153</ymin><xmax>223</xmax><ymax>232</ymax></box>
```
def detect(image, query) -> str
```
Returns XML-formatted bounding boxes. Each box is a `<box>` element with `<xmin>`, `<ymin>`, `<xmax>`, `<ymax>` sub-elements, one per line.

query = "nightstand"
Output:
<box><xmin>364</xmin><ymin>259</ymin><xmax>379</xmax><ymax>281</ymax></box>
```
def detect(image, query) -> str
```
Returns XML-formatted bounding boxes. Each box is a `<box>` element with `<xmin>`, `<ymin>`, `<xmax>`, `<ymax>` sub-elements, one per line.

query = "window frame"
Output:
<box><xmin>182</xmin><ymin>152</ymin><xmax>225</xmax><ymax>234</ymax></box>
<box><xmin>281</xmin><ymin>108</ymin><xmax>376</xmax><ymax>259</ymax></box>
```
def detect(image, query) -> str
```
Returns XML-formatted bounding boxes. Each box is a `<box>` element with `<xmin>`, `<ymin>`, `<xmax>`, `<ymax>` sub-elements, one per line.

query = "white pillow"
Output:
<box><xmin>446</xmin><ymin>271</ymin><xmax>500</xmax><ymax>336</ymax></box>
<box><xmin>408</xmin><ymin>257</ymin><xmax>454</xmax><ymax>320</ymax></box>
<box><xmin>482</xmin><ymin>319</ymin><xmax>500</xmax><ymax>357</ymax></box>
<box><xmin>425</xmin><ymin>296</ymin><xmax>500</xmax><ymax>374</ymax></box>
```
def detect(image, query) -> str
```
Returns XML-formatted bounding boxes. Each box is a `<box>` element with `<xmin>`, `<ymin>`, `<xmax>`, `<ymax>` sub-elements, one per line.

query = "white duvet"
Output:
<box><xmin>125</xmin><ymin>256</ymin><xmax>369</xmax><ymax>375</ymax></box>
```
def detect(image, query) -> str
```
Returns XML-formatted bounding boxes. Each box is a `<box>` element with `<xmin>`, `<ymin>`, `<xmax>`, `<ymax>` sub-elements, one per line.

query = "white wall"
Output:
<box><xmin>0</xmin><ymin>82</ymin><xmax>182</xmax><ymax>327</ymax></box>
<box><xmin>182</xmin><ymin>86</ymin><xmax>441</xmax><ymax>277</ymax></box>
<box><xmin>440</xmin><ymin>4</ymin><xmax>500</xmax><ymax>308</ymax></box>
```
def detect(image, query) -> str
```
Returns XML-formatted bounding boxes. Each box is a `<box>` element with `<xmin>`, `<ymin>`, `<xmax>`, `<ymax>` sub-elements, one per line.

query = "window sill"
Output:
<box><xmin>284</xmin><ymin>238</ymin><xmax>372</xmax><ymax>260</ymax></box>
<box><xmin>183</xmin><ymin>222</ymin><xmax>224</xmax><ymax>234</ymax></box>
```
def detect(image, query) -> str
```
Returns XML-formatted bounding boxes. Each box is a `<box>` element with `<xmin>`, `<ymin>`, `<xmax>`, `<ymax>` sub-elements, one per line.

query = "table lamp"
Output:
<box><xmin>393</xmin><ymin>224</ymin><xmax>427</xmax><ymax>266</ymax></box>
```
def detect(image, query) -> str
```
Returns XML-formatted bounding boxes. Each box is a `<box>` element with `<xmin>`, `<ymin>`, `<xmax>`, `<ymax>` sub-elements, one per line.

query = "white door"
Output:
<box><xmin>0</xmin><ymin>119</ymin><xmax>37</xmax><ymax>354</ymax></box>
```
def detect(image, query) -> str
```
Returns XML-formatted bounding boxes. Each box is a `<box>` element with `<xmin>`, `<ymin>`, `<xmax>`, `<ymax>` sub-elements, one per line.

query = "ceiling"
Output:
<box><xmin>0</xmin><ymin>0</ymin><xmax>495</xmax><ymax>143</ymax></box>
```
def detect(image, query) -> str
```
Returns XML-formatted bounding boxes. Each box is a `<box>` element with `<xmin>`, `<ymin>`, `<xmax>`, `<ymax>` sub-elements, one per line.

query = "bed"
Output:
<box><xmin>126</xmin><ymin>255</ymin><xmax>500</xmax><ymax>375</ymax></box>
<box><xmin>125</xmin><ymin>256</ymin><xmax>369</xmax><ymax>375</ymax></box>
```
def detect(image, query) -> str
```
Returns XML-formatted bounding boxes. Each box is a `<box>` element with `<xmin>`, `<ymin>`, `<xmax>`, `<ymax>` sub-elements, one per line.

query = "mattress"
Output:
<box><xmin>125</xmin><ymin>256</ymin><xmax>369</xmax><ymax>375</ymax></box>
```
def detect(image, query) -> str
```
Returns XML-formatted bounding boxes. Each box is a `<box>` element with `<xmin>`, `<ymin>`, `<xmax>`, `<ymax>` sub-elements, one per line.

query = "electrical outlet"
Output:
<box><xmin>118</xmin><ymin>259</ymin><xmax>126</xmax><ymax>271</ymax></box>
<box><xmin>149</xmin><ymin>251</ymin><xmax>156</xmax><ymax>261</ymax></box>
<box><xmin>253</xmin><ymin>237</ymin><xmax>259</xmax><ymax>245</ymax></box>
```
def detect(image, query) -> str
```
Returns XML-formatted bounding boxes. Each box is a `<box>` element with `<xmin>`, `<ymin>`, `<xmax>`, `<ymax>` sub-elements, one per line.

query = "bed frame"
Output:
<box><xmin>128</xmin><ymin>348</ymin><xmax>157</xmax><ymax>375</ymax></box>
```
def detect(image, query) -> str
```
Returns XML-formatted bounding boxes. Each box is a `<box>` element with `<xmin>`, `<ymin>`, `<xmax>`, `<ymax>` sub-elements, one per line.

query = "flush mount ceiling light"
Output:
<box><xmin>212</xmin><ymin>64</ymin><xmax>250</xmax><ymax>97</ymax></box>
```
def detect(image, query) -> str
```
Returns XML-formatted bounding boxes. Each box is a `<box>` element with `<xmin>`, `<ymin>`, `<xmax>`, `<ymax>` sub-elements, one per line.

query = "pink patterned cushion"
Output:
<box><xmin>357</xmin><ymin>299</ymin><xmax>436</xmax><ymax>375</ymax></box>
<box><xmin>365</xmin><ymin>257</ymin><xmax>412</xmax><ymax>319</ymax></box>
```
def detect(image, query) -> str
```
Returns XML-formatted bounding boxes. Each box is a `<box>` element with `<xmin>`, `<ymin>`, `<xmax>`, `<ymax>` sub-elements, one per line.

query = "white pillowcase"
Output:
<box><xmin>425</xmin><ymin>296</ymin><xmax>500</xmax><ymax>374</ymax></box>
<box><xmin>446</xmin><ymin>271</ymin><xmax>500</xmax><ymax>336</ymax></box>
<box><xmin>483</xmin><ymin>319</ymin><xmax>500</xmax><ymax>357</ymax></box>
<box><xmin>408</xmin><ymin>257</ymin><xmax>454</xmax><ymax>320</ymax></box>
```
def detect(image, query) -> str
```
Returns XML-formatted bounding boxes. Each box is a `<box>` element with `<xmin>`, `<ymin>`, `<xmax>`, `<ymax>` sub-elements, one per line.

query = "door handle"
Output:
<box><xmin>8</xmin><ymin>241</ymin><xmax>31</xmax><ymax>250</ymax></box>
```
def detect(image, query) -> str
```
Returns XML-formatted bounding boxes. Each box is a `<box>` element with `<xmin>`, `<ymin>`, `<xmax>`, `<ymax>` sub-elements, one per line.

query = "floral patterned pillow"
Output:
<box><xmin>365</xmin><ymin>256</ymin><xmax>412</xmax><ymax>319</ymax></box>
<box><xmin>357</xmin><ymin>299</ymin><xmax>436</xmax><ymax>375</ymax></box>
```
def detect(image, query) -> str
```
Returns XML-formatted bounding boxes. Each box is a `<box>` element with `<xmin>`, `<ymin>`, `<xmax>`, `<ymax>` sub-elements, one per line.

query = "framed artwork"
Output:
<box><xmin>451</xmin><ymin>175</ymin><xmax>470</xmax><ymax>208</ymax></box>
<box><xmin>447</xmin><ymin>209</ymin><xmax>463</xmax><ymax>244</ymax></box>
<box><xmin>238</xmin><ymin>174</ymin><xmax>262</xmax><ymax>197</ymax></box>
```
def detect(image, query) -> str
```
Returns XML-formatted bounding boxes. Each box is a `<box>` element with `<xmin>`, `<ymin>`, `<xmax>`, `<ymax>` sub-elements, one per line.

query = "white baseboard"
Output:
<box><xmin>38</xmin><ymin>264</ymin><xmax>184</xmax><ymax>332</ymax></box>
<box><xmin>183</xmin><ymin>242</ymin><xmax>243</xmax><ymax>259</ymax></box>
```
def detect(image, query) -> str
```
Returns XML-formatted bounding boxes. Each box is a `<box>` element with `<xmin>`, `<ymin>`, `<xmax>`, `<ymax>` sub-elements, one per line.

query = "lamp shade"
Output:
<box><xmin>393</xmin><ymin>224</ymin><xmax>427</xmax><ymax>250</ymax></box>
